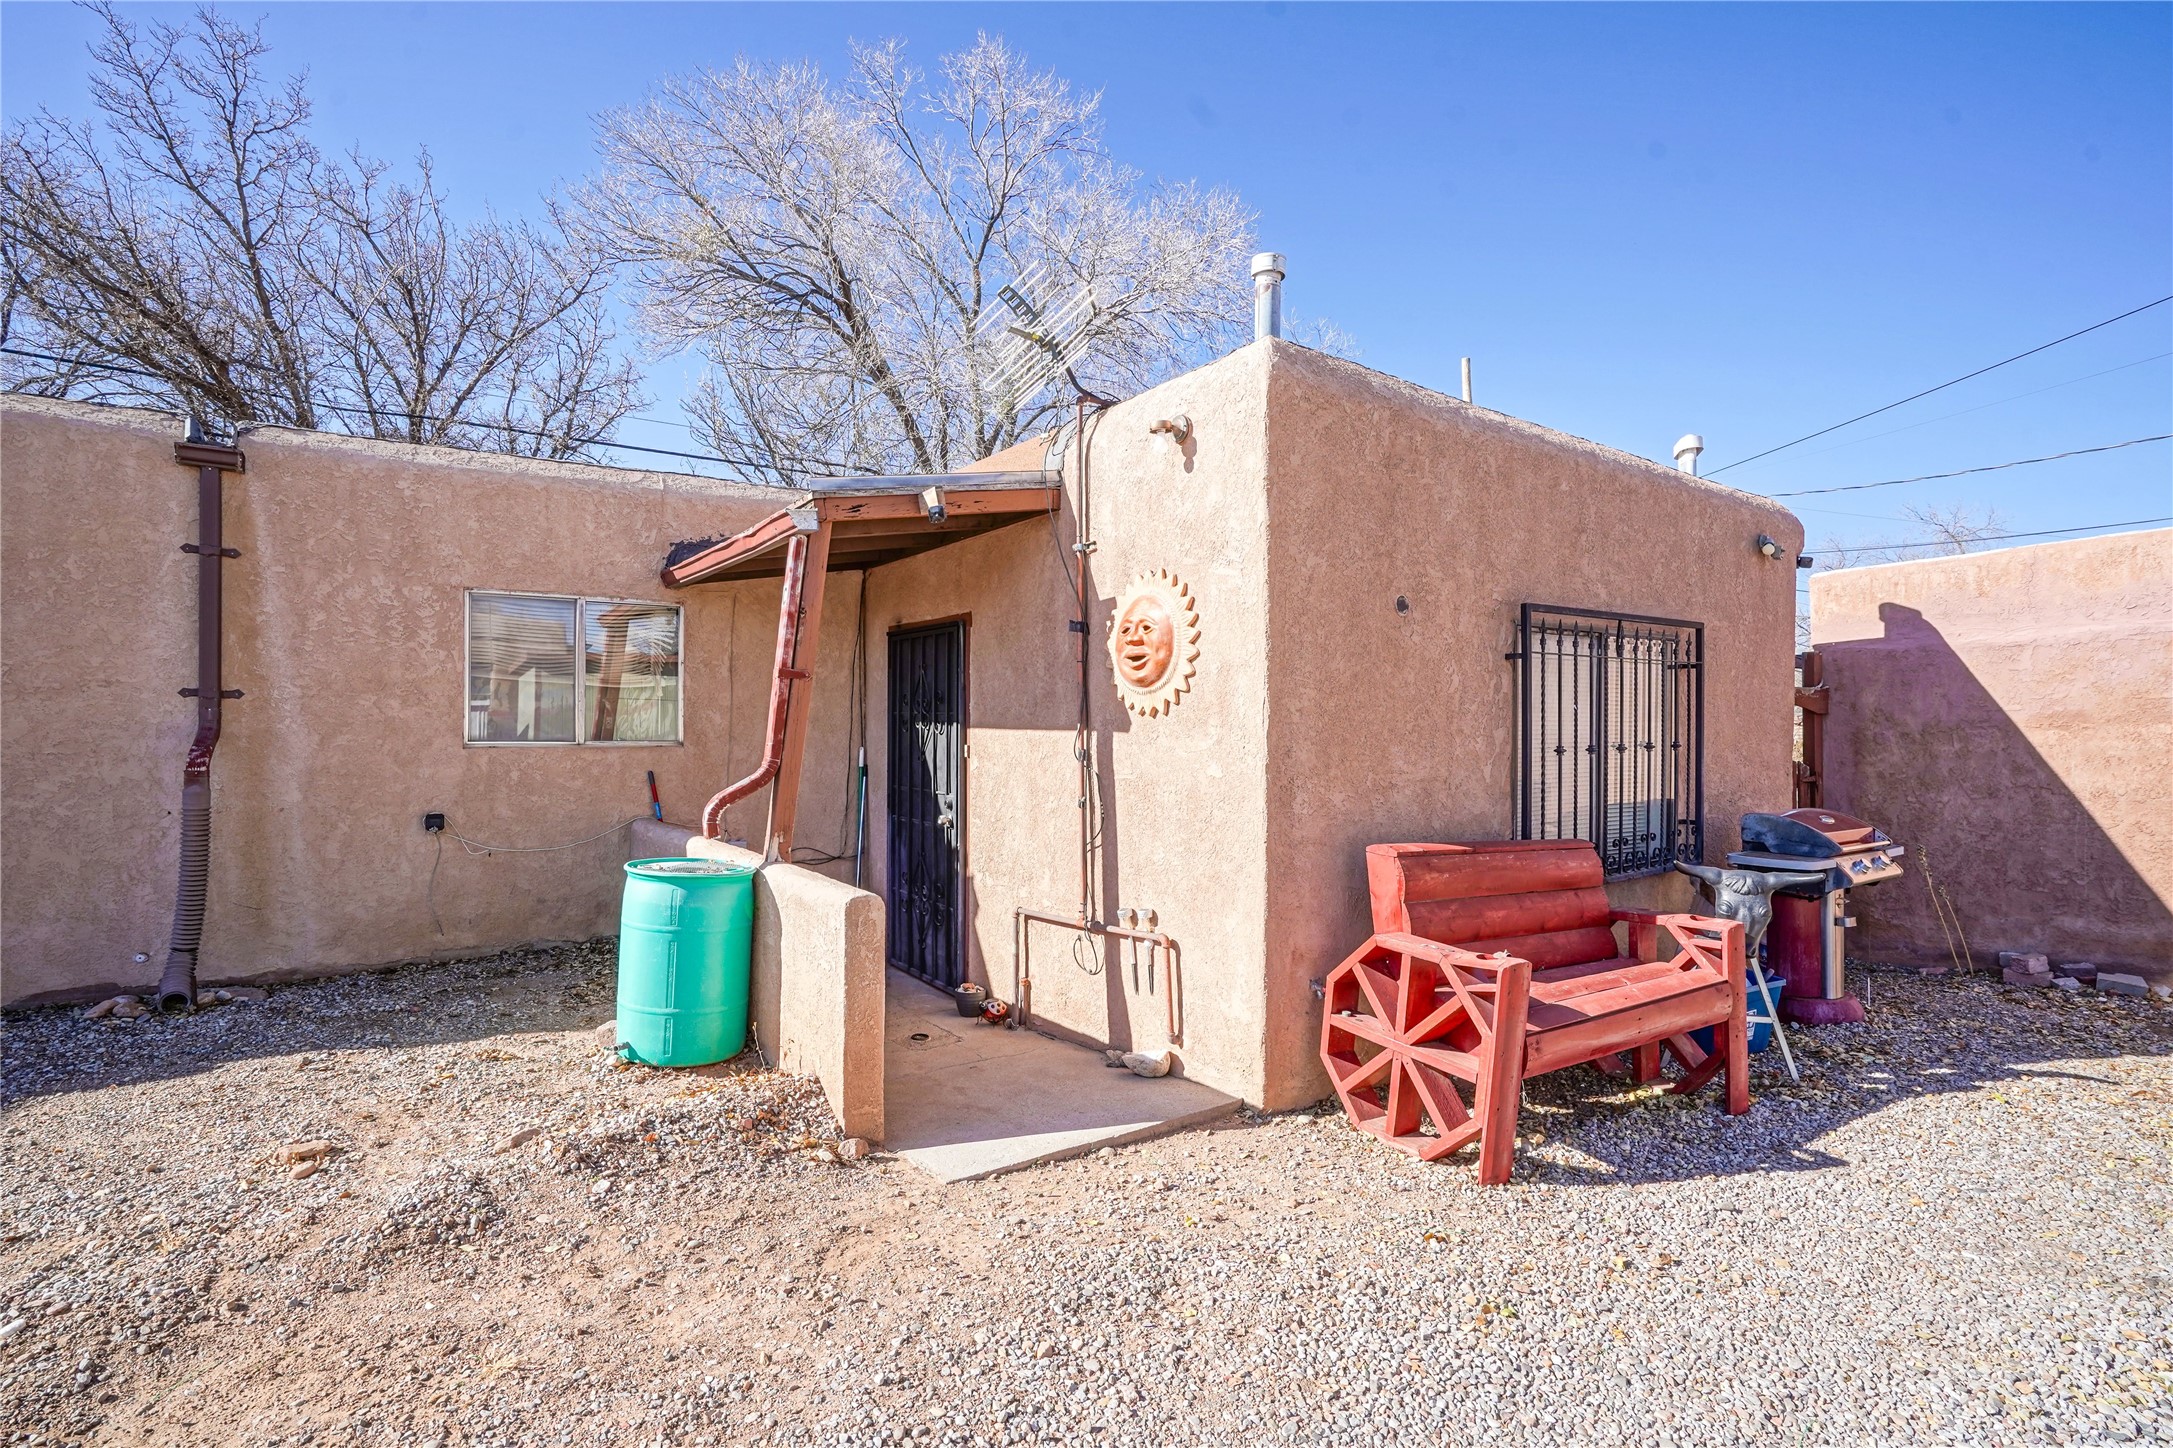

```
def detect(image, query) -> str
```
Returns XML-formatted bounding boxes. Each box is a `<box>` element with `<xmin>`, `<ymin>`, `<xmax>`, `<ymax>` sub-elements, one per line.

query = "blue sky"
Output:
<box><xmin>5</xmin><ymin>2</ymin><xmax>2168</xmax><ymax>560</ymax></box>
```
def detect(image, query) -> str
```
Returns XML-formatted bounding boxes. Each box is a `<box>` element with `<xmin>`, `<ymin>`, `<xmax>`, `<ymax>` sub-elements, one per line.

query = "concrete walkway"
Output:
<box><xmin>882</xmin><ymin>971</ymin><xmax>1238</xmax><ymax>1182</ymax></box>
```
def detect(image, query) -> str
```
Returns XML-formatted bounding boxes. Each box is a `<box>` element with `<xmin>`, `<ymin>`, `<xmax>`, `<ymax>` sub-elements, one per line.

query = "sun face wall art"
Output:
<box><xmin>1107</xmin><ymin>569</ymin><xmax>1200</xmax><ymax>718</ymax></box>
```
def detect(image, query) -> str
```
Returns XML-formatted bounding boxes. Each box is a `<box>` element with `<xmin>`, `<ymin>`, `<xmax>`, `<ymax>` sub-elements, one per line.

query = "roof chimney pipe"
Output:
<box><xmin>1673</xmin><ymin>434</ymin><xmax>1705</xmax><ymax>476</ymax></box>
<box><xmin>1251</xmin><ymin>252</ymin><xmax>1285</xmax><ymax>342</ymax></box>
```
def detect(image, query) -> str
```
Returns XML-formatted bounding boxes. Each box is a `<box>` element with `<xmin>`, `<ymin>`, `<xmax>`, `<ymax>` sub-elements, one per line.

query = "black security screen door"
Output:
<box><xmin>887</xmin><ymin>622</ymin><xmax>965</xmax><ymax>986</ymax></box>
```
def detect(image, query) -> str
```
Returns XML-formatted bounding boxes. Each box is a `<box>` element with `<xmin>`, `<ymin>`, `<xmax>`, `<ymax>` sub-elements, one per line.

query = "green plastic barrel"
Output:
<box><xmin>616</xmin><ymin>857</ymin><xmax>755</xmax><ymax>1067</ymax></box>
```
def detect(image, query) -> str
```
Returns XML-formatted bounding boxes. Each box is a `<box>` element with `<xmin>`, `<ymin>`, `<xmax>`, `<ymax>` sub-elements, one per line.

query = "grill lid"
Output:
<box><xmin>1741</xmin><ymin>808</ymin><xmax>1891</xmax><ymax>859</ymax></box>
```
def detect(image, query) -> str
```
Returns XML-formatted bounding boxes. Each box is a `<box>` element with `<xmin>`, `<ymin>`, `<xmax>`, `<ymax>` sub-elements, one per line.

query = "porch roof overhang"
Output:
<box><xmin>660</xmin><ymin>469</ymin><xmax>1063</xmax><ymax>587</ymax></box>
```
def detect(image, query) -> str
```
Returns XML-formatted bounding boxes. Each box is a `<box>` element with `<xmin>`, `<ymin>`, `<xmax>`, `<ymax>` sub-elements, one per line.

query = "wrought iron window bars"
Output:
<box><xmin>1510</xmin><ymin>604</ymin><xmax>1705</xmax><ymax>879</ymax></box>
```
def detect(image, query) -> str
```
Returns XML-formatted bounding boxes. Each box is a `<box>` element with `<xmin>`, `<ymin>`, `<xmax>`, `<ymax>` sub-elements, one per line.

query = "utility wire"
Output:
<box><xmin>1786</xmin><ymin>350</ymin><xmax>2173</xmax><ymax>462</ymax></box>
<box><xmin>1707</xmin><ymin>295</ymin><xmax>2173</xmax><ymax>475</ymax></box>
<box><xmin>0</xmin><ymin>344</ymin><xmax>862</xmax><ymax>481</ymax></box>
<box><xmin>1826</xmin><ymin>515</ymin><xmax>2171</xmax><ymax>556</ymax></box>
<box><xmin>445</xmin><ymin>816</ymin><xmax>648</xmax><ymax>857</ymax></box>
<box><xmin>1768</xmin><ymin>434</ymin><xmax>2171</xmax><ymax>498</ymax></box>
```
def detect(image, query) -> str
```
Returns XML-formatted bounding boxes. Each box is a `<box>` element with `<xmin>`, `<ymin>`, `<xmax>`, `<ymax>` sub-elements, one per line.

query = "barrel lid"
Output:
<box><xmin>625</xmin><ymin>856</ymin><xmax>751</xmax><ymax>878</ymax></box>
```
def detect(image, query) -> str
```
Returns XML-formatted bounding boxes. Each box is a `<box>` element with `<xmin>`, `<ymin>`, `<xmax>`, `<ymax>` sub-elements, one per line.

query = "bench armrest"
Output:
<box><xmin>1369</xmin><ymin>930</ymin><xmax>1535</xmax><ymax>1021</ymax></box>
<box><xmin>1373</xmin><ymin>930</ymin><xmax>1533</xmax><ymax>976</ymax></box>
<box><xmin>1611</xmin><ymin>909</ymin><xmax>1746</xmax><ymax>981</ymax></box>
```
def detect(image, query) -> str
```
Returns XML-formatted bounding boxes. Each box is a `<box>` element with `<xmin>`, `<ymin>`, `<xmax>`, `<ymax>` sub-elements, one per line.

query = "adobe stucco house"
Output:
<box><xmin>1</xmin><ymin>337</ymin><xmax>1804</xmax><ymax>1125</ymax></box>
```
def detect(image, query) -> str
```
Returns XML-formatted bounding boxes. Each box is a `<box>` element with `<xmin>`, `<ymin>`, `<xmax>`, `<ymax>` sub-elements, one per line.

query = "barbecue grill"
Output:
<box><xmin>1726</xmin><ymin>808</ymin><xmax>1904</xmax><ymax>1025</ymax></box>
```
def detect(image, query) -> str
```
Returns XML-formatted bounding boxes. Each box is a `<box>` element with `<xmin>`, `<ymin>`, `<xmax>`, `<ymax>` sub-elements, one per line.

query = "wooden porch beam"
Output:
<box><xmin>816</xmin><ymin>487</ymin><xmax>1060</xmax><ymax>523</ymax></box>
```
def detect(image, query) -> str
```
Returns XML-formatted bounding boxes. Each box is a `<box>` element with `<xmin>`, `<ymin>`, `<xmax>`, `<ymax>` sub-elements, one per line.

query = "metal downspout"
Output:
<box><xmin>701</xmin><ymin>535</ymin><xmax>810</xmax><ymax>839</ymax></box>
<box><xmin>159</xmin><ymin>421</ymin><xmax>245</xmax><ymax>1013</ymax></box>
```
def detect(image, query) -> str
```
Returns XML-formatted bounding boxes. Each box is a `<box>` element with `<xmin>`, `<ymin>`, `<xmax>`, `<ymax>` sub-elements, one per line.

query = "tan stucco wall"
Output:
<box><xmin>844</xmin><ymin>340</ymin><xmax>1800</xmax><ymax>1110</ymax></box>
<box><xmin>1</xmin><ymin>397</ymin><xmax>859</xmax><ymax>1005</ymax></box>
<box><xmin>1257</xmin><ymin>344</ymin><xmax>1805</xmax><ymax>1107</ymax></box>
<box><xmin>1809</xmin><ymin>531</ymin><xmax>2173</xmax><ymax>974</ymax></box>
<box><xmin>856</xmin><ymin>345</ymin><xmax>1276</xmax><ymax>1104</ymax></box>
<box><xmin>636</xmin><ymin>821</ymin><xmax>884</xmax><ymax>1139</ymax></box>
<box><xmin>6</xmin><ymin>347</ymin><xmax>1812</xmax><ymax>1115</ymax></box>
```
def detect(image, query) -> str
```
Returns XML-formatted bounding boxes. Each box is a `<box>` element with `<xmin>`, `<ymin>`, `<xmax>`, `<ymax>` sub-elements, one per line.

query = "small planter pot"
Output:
<box><xmin>951</xmin><ymin>983</ymin><xmax>987</xmax><ymax>1018</ymax></box>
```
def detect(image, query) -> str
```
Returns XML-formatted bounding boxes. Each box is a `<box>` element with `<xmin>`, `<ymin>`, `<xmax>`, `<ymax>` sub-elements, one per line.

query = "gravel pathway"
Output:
<box><xmin>3</xmin><ymin>943</ymin><xmax>2167</xmax><ymax>1447</ymax></box>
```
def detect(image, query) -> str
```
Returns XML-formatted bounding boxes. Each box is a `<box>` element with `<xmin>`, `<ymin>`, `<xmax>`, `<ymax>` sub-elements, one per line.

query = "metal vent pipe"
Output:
<box><xmin>1251</xmin><ymin>252</ymin><xmax>1285</xmax><ymax>341</ymax></box>
<box><xmin>1673</xmin><ymin>434</ymin><xmax>1705</xmax><ymax>476</ymax></box>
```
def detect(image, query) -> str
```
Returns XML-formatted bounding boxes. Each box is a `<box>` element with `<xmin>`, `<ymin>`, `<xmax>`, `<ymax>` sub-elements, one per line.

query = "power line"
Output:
<box><xmin>1768</xmin><ymin>434</ymin><xmax>2171</xmax><ymax>498</ymax></box>
<box><xmin>1824</xmin><ymin>515</ymin><xmax>2171</xmax><ymax>557</ymax></box>
<box><xmin>1707</xmin><ymin>295</ymin><xmax>2173</xmax><ymax>475</ymax></box>
<box><xmin>0</xmin><ymin>344</ymin><xmax>858</xmax><ymax>482</ymax></box>
<box><xmin>1787</xmin><ymin>350</ymin><xmax>2173</xmax><ymax>463</ymax></box>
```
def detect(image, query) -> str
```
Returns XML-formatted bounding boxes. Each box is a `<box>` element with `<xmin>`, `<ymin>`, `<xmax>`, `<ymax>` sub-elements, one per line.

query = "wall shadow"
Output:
<box><xmin>1817</xmin><ymin>603</ymin><xmax>2171</xmax><ymax>974</ymax></box>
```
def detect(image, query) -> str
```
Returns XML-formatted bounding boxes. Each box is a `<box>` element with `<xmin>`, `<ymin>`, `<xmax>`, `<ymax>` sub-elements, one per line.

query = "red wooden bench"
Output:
<box><xmin>1319</xmin><ymin>840</ymin><xmax>1749</xmax><ymax>1184</ymax></box>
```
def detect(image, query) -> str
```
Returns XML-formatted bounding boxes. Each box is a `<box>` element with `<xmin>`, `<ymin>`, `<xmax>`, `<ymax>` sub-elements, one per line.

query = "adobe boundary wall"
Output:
<box><xmin>1809</xmin><ymin>530</ymin><xmax>2172</xmax><ymax>975</ymax></box>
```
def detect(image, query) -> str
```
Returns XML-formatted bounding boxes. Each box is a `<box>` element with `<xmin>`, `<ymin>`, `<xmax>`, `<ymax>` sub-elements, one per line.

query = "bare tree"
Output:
<box><xmin>306</xmin><ymin>152</ymin><xmax>639</xmax><ymax>455</ymax></box>
<box><xmin>0</xmin><ymin>4</ymin><xmax>640</xmax><ymax>457</ymax></box>
<box><xmin>1</xmin><ymin>5</ymin><xmax>326</xmax><ymax>424</ymax></box>
<box><xmin>1804</xmin><ymin>502</ymin><xmax>2010</xmax><ymax>646</ymax></box>
<box><xmin>577</xmin><ymin>35</ymin><xmax>1258</xmax><ymax>480</ymax></box>
<box><xmin>1818</xmin><ymin>502</ymin><xmax>2010</xmax><ymax>570</ymax></box>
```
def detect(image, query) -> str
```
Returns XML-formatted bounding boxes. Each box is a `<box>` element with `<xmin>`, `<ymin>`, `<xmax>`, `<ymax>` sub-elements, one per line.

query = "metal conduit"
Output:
<box><xmin>701</xmin><ymin>534</ymin><xmax>811</xmax><ymax>839</ymax></box>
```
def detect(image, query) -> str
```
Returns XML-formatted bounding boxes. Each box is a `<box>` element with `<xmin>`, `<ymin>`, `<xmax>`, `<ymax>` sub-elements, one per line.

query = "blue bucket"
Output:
<box><xmin>1693</xmin><ymin>968</ymin><xmax>1787</xmax><ymax>1055</ymax></box>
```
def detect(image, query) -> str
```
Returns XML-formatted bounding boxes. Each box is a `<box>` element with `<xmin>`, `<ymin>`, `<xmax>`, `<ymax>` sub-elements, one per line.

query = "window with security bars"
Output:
<box><xmin>1511</xmin><ymin>604</ymin><xmax>1704</xmax><ymax>879</ymax></box>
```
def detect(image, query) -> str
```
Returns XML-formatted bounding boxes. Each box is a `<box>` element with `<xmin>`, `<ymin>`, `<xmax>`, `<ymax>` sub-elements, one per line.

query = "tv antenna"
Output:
<box><xmin>975</xmin><ymin>264</ymin><xmax>1101</xmax><ymax>414</ymax></box>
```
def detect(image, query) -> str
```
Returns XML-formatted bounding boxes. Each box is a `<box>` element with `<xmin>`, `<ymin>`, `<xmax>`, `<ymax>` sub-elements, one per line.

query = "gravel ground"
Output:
<box><xmin>3</xmin><ymin>943</ymin><xmax>2168</xmax><ymax>1448</ymax></box>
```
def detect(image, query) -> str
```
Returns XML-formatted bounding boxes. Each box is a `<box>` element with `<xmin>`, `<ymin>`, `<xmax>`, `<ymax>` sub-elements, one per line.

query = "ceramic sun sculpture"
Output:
<box><xmin>1107</xmin><ymin>569</ymin><xmax>1200</xmax><ymax>717</ymax></box>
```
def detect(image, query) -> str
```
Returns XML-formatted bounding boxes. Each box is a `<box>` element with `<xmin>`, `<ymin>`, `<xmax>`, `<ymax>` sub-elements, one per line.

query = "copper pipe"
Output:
<box><xmin>1013</xmin><ymin>908</ymin><xmax>1182</xmax><ymax>1045</ymax></box>
<box><xmin>701</xmin><ymin>535</ymin><xmax>809</xmax><ymax>838</ymax></box>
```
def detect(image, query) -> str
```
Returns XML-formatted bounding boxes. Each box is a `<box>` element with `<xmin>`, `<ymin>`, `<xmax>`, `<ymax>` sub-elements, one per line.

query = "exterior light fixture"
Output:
<box><xmin>1756</xmin><ymin>533</ymin><xmax>1783</xmax><ymax>560</ymax></box>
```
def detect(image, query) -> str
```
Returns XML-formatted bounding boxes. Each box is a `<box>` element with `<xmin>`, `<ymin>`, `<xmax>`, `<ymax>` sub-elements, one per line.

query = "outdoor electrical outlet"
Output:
<box><xmin>423</xmin><ymin>812</ymin><xmax>446</xmax><ymax>833</ymax></box>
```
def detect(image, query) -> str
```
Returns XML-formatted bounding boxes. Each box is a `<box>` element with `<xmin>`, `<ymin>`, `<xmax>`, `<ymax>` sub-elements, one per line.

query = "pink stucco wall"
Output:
<box><xmin>1809</xmin><ymin>530</ymin><xmax>2173</xmax><ymax>974</ymax></box>
<box><xmin>852</xmin><ymin>345</ymin><xmax>1277</xmax><ymax>1102</ymax></box>
<box><xmin>6</xmin><ymin>347</ymin><xmax>1812</xmax><ymax>1115</ymax></box>
<box><xmin>0</xmin><ymin>397</ymin><xmax>858</xmax><ymax>1005</ymax></box>
<box><xmin>1258</xmin><ymin>347</ymin><xmax>1804</xmax><ymax>1107</ymax></box>
<box><xmin>843</xmin><ymin>341</ymin><xmax>1803</xmax><ymax>1109</ymax></box>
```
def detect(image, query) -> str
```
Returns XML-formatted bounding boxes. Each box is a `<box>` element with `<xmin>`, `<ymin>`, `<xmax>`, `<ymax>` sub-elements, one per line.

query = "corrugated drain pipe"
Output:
<box><xmin>701</xmin><ymin>534</ymin><xmax>810</xmax><ymax>839</ymax></box>
<box><xmin>159</xmin><ymin>421</ymin><xmax>246</xmax><ymax>1013</ymax></box>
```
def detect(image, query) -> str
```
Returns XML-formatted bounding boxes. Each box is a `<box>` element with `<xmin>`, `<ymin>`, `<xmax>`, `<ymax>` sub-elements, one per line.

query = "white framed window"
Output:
<box><xmin>465</xmin><ymin>591</ymin><xmax>683</xmax><ymax>745</ymax></box>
